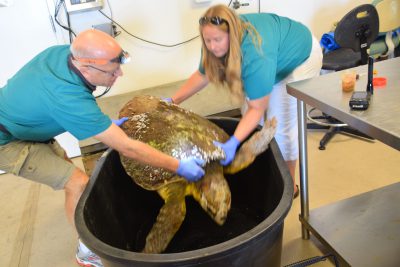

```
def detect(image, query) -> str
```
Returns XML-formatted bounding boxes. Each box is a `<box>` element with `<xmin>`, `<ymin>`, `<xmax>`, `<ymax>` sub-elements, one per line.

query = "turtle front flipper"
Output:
<box><xmin>225</xmin><ymin>117</ymin><xmax>277</xmax><ymax>174</ymax></box>
<box><xmin>142</xmin><ymin>180</ymin><xmax>187</xmax><ymax>254</ymax></box>
<box><xmin>191</xmin><ymin>162</ymin><xmax>231</xmax><ymax>225</ymax></box>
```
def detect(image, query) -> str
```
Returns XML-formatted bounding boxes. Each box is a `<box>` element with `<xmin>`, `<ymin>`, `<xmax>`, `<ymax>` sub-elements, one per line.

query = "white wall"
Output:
<box><xmin>0</xmin><ymin>0</ymin><xmax>58</xmax><ymax>85</ymax></box>
<box><xmin>63</xmin><ymin>0</ymin><xmax>260</xmax><ymax>97</ymax></box>
<box><xmin>1</xmin><ymin>0</ymin><xmax>370</xmax><ymax>93</ymax></box>
<box><xmin>260</xmin><ymin>0</ymin><xmax>369</xmax><ymax>38</ymax></box>
<box><xmin>0</xmin><ymin>0</ymin><xmax>370</xmax><ymax>157</ymax></box>
<box><xmin>50</xmin><ymin>0</ymin><xmax>370</xmax><ymax>97</ymax></box>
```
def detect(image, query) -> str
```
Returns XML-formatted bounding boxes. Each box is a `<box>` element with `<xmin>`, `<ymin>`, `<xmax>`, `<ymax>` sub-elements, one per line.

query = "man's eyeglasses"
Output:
<box><xmin>86</xmin><ymin>65</ymin><xmax>120</xmax><ymax>76</ymax></box>
<box><xmin>73</xmin><ymin>50</ymin><xmax>131</xmax><ymax>65</ymax></box>
<box><xmin>199</xmin><ymin>16</ymin><xmax>228</xmax><ymax>26</ymax></box>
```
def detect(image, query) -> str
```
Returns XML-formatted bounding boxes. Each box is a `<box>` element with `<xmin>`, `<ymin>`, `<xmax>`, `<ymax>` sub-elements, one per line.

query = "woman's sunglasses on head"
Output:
<box><xmin>199</xmin><ymin>16</ymin><xmax>228</xmax><ymax>26</ymax></box>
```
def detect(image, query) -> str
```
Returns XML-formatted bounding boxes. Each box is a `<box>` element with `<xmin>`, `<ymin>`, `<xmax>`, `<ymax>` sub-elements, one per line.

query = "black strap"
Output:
<box><xmin>0</xmin><ymin>123</ymin><xmax>10</xmax><ymax>135</ymax></box>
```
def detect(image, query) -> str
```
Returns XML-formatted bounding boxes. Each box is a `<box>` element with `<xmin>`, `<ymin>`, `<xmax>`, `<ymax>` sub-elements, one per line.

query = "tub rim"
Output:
<box><xmin>75</xmin><ymin>117</ymin><xmax>293</xmax><ymax>263</ymax></box>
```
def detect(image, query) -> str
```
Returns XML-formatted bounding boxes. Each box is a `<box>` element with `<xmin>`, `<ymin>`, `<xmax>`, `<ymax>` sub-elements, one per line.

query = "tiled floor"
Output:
<box><xmin>1</xmin><ymin>130</ymin><xmax>399</xmax><ymax>267</ymax></box>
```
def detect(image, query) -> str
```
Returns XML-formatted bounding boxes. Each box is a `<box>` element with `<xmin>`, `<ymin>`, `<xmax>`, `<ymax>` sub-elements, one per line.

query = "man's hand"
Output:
<box><xmin>176</xmin><ymin>158</ymin><xmax>205</xmax><ymax>181</ymax></box>
<box><xmin>112</xmin><ymin>117</ymin><xmax>128</xmax><ymax>126</ymax></box>
<box><xmin>213</xmin><ymin>136</ymin><xmax>240</xmax><ymax>166</ymax></box>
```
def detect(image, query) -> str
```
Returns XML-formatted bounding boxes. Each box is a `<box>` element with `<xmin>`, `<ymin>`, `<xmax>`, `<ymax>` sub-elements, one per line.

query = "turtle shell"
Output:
<box><xmin>118</xmin><ymin>95</ymin><xmax>229</xmax><ymax>190</ymax></box>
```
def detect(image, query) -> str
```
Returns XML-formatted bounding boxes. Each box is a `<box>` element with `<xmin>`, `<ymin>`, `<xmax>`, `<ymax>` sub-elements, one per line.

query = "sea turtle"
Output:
<box><xmin>118</xmin><ymin>95</ymin><xmax>277</xmax><ymax>254</ymax></box>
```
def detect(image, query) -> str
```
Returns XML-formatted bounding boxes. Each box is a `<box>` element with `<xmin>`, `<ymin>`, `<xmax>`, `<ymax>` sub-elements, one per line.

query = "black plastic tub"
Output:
<box><xmin>75</xmin><ymin>117</ymin><xmax>293</xmax><ymax>267</ymax></box>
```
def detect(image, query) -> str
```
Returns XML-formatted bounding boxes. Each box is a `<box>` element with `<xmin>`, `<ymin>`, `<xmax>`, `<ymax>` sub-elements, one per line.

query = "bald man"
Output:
<box><xmin>0</xmin><ymin>29</ymin><xmax>204</xmax><ymax>267</ymax></box>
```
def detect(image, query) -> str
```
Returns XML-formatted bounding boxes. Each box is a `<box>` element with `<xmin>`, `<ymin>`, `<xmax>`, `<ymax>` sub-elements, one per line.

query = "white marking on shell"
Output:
<box><xmin>171</xmin><ymin>143</ymin><xmax>225</xmax><ymax>163</ymax></box>
<box><xmin>130</xmin><ymin>113</ymin><xmax>149</xmax><ymax>136</ymax></box>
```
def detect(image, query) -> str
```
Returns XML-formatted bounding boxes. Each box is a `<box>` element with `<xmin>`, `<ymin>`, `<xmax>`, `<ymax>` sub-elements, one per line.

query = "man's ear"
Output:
<box><xmin>71</xmin><ymin>59</ymin><xmax>86</xmax><ymax>73</ymax></box>
<box><xmin>78</xmin><ymin>65</ymin><xmax>90</xmax><ymax>76</ymax></box>
<box><xmin>75</xmin><ymin>63</ymin><xmax>90</xmax><ymax>78</ymax></box>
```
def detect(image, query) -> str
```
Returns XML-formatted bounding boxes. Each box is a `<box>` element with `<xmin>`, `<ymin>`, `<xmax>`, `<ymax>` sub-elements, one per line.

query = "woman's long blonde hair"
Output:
<box><xmin>200</xmin><ymin>4</ymin><xmax>261</xmax><ymax>103</ymax></box>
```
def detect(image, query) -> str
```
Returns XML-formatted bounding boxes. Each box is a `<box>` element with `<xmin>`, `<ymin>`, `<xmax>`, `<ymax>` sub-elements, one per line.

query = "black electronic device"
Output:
<box><xmin>349</xmin><ymin>56</ymin><xmax>374</xmax><ymax>110</ymax></box>
<box><xmin>349</xmin><ymin>91</ymin><xmax>371</xmax><ymax>110</ymax></box>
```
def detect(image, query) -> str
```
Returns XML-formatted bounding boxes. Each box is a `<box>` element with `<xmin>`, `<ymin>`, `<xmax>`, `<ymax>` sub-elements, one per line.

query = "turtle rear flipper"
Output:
<box><xmin>143</xmin><ymin>181</ymin><xmax>186</xmax><ymax>254</ymax></box>
<box><xmin>225</xmin><ymin>117</ymin><xmax>277</xmax><ymax>174</ymax></box>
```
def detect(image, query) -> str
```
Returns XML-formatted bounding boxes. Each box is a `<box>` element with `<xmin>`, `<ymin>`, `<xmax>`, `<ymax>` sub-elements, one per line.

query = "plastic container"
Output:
<box><xmin>341</xmin><ymin>70</ymin><xmax>357</xmax><ymax>92</ymax></box>
<box><xmin>373</xmin><ymin>77</ymin><xmax>387</xmax><ymax>87</ymax></box>
<box><xmin>75</xmin><ymin>118</ymin><xmax>293</xmax><ymax>267</ymax></box>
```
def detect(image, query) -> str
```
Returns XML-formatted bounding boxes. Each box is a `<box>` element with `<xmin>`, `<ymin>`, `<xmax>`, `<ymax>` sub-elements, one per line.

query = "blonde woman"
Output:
<box><xmin>168</xmin><ymin>4</ymin><xmax>322</xmax><ymax>198</ymax></box>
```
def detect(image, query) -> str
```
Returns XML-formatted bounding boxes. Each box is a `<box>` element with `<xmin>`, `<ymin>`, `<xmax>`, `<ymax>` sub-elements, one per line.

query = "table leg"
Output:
<box><xmin>297</xmin><ymin>100</ymin><xmax>310</xmax><ymax>239</ymax></box>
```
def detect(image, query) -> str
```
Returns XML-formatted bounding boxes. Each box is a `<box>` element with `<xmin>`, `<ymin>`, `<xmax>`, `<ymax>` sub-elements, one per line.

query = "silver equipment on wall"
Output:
<box><xmin>65</xmin><ymin>0</ymin><xmax>103</xmax><ymax>13</ymax></box>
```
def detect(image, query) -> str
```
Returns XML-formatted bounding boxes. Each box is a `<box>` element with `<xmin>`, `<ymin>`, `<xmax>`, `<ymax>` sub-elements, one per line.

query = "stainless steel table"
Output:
<box><xmin>287</xmin><ymin>57</ymin><xmax>400</xmax><ymax>267</ymax></box>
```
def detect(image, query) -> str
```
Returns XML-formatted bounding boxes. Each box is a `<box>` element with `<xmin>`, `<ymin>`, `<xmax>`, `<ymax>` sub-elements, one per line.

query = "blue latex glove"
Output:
<box><xmin>112</xmin><ymin>117</ymin><xmax>128</xmax><ymax>126</ymax></box>
<box><xmin>176</xmin><ymin>158</ymin><xmax>205</xmax><ymax>181</ymax></box>
<box><xmin>162</xmin><ymin>97</ymin><xmax>173</xmax><ymax>103</ymax></box>
<box><xmin>213</xmin><ymin>136</ymin><xmax>240</xmax><ymax>166</ymax></box>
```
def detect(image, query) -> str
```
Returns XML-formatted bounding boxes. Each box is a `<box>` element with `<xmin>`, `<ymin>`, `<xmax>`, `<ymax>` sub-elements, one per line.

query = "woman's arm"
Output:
<box><xmin>234</xmin><ymin>95</ymin><xmax>269</xmax><ymax>142</ymax></box>
<box><xmin>172</xmin><ymin>71</ymin><xmax>209</xmax><ymax>104</ymax></box>
<box><xmin>214</xmin><ymin>95</ymin><xmax>269</xmax><ymax>166</ymax></box>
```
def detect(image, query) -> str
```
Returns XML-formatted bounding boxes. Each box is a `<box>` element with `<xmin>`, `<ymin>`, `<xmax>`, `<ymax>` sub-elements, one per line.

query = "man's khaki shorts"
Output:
<box><xmin>0</xmin><ymin>140</ymin><xmax>75</xmax><ymax>190</ymax></box>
